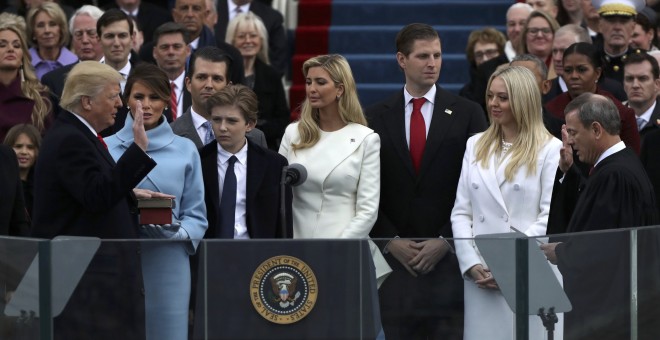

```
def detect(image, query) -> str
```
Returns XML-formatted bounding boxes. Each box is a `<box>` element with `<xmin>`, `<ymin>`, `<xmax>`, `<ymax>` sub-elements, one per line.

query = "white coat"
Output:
<box><xmin>451</xmin><ymin>132</ymin><xmax>562</xmax><ymax>340</ymax></box>
<box><xmin>279</xmin><ymin>122</ymin><xmax>392</xmax><ymax>286</ymax></box>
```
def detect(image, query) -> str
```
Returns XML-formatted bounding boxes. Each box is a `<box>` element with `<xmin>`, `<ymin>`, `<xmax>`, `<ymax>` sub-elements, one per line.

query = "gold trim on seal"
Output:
<box><xmin>250</xmin><ymin>255</ymin><xmax>318</xmax><ymax>324</ymax></box>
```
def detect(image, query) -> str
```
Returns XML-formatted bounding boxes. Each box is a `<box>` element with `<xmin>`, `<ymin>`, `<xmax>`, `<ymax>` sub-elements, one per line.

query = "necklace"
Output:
<box><xmin>501</xmin><ymin>138</ymin><xmax>513</xmax><ymax>156</ymax></box>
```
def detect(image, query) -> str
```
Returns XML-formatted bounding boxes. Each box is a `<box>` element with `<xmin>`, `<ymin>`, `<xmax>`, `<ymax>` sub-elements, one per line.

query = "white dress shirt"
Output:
<box><xmin>217</xmin><ymin>141</ymin><xmax>249</xmax><ymax>239</ymax></box>
<box><xmin>595</xmin><ymin>141</ymin><xmax>626</xmax><ymax>168</ymax></box>
<box><xmin>403</xmin><ymin>84</ymin><xmax>436</xmax><ymax>147</ymax></box>
<box><xmin>100</xmin><ymin>57</ymin><xmax>132</xmax><ymax>92</ymax></box>
<box><xmin>190</xmin><ymin>107</ymin><xmax>212</xmax><ymax>143</ymax></box>
<box><xmin>635</xmin><ymin>100</ymin><xmax>656</xmax><ymax>130</ymax></box>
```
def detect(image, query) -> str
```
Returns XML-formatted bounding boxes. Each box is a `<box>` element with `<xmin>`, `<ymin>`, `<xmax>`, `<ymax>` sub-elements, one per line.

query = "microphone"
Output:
<box><xmin>283</xmin><ymin>163</ymin><xmax>307</xmax><ymax>186</ymax></box>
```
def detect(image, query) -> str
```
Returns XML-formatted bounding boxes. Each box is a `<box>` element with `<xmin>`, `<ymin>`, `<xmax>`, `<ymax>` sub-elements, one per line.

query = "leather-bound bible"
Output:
<box><xmin>137</xmin><ymin>198</ymin><xmax>173</xmax><ymax>224</ymax></box>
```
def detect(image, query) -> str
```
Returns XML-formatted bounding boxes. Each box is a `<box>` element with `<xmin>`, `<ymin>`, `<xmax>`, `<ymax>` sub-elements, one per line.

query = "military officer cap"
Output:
<box><xmin>593</xmin><ymin>0</ymin><xmax>645</xmax><ymax>17</ymax></box>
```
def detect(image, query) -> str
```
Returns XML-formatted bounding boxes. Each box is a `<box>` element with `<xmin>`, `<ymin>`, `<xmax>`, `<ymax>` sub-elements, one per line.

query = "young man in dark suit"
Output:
<box><xmin>365</xmin><ymin>23</ymin><xmax>488</xmax><ymax>339</ymax></box>
<box><xmin>200</xmin><ymin>84</ymin><xmax>291</xmax><ymax>239</ymax></box>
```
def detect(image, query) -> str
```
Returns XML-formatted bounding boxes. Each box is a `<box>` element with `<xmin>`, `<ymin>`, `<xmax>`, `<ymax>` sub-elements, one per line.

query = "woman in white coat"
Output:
<box><xmin>451</xmin><ymin>66</ymin><xmax>562</xmax><ymax>339</ymax></box>
<box><xmin>279</xmin><ymin>54</ymin><xmax>391</xmax><ymax>286</ymax></box>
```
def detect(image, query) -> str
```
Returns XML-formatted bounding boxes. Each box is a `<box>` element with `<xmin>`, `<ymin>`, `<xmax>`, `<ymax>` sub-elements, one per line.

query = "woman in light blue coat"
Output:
<box><xmin>106</xmin><ymin>64</ymin><xmax>207</xmax><ymax>340</ymax></box>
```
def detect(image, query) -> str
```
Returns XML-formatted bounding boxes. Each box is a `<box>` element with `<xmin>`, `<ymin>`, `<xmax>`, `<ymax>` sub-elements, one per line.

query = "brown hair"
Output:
<box><xmin>205</xmin><ymin>84</ymin><xmax>258</xmax><ymax>123</ymax></box>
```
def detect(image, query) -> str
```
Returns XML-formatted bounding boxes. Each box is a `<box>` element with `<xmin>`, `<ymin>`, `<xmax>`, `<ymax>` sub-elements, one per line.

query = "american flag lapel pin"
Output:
<box><xmin>445</xmin><ymin>109</ymin><xmax>453</xmax><ymax>115</ymax></box>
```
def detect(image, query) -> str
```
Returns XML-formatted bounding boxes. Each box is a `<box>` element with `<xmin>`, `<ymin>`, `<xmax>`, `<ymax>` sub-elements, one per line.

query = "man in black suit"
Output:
<box><xmin>139</xmin><ymin>0</ymin><xmax>245</xmax><ymax>85</ymax></box>
<box><xmin>41</xmin><ymin>5</ymin><xmax>105</xmax><ymax>118</ymax></box>
<box><xmin>31</xmin><ymin>61</ymin><xmax>157</xmax><ymax>339</ymax></box>
<box><xmin>152</xmin><ymin>22</ymin><xmax>192</xmax><ymax>120</ymax></box>
<box><xmin>215</xmin><ymin>0</ymin><xmax>287</xmax><ymax>75</ymax></box>
<box><xmin>623</xmin><ymin>51</ymin><xmax>660</xmax><ymax>144</ymax></box>
<box><xmin>200</xmin><ymin>84</ymin><xmax>291</xmax><ymax>239</ymax></box>
<box><xmin>542</xmin><ymin>93</ymin><xmax>660</xmax><ymax>340</ymax></box>
<box><xmin>108</xmin><ymin>0</ymin><xmax>172</xmax><ymax>44</ymax></box>
<box><xmin>365</xmin><ymin>23</ymin><xmax>488</xmax><ymax>339</ymax></box>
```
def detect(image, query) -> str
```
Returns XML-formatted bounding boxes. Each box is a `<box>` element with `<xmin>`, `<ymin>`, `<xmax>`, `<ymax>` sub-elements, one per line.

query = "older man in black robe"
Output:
<box><xmin>542</xmin><ymin>93</ymin><xmax>660</xmax><ymax>340</ymax></box>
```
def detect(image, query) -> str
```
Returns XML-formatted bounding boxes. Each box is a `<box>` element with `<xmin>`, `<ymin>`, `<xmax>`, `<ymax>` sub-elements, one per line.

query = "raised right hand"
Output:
<box><xmin>132</xmin><ymin>100</ymin><xmax>148</xmax><ymax>151</ymax></box>
<box><xmin>559</xmin><ymin>124</ymin><xmax>573</xmax><ymax>173</ymax></box>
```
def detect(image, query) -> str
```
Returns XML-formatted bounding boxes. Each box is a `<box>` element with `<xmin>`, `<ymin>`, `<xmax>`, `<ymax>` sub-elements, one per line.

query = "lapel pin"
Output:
<box><xmin>445</xmin><ymin>109</ymin><xmax>452</xmax><ymax>115</ymax></box>
<box><xmin>656</xmin><ymin>119</ymin><xmax>660</xmax><ymax>125</ymax></box>
<box><xmin>350</xmin><ymin>138</ymin><xmax>355</xmax><ymax>143</ymax></box>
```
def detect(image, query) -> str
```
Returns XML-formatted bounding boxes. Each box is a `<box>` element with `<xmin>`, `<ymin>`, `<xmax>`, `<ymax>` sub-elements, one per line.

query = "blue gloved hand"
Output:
<box><xmin>140</xmin><ymin>222</ymin><xmax>187</xmax><ymax>239</ymax></box>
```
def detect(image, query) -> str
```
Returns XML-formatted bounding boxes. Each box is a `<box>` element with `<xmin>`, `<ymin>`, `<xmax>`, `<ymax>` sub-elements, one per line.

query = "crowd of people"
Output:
<box><xmin>1</xmin><ymin>0</ymin><xmax>660</xmax><ymax>340</ymax></box>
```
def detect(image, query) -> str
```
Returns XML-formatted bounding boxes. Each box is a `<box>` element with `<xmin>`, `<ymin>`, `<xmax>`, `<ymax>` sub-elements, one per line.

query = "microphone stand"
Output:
<box><xmin>280</xmin><ymin>166</ymin><xmax>288</xmax><ymax>239</ymax></box>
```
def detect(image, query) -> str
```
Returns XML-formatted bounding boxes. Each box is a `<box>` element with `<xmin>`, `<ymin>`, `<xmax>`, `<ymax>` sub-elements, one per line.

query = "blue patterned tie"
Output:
<box><xmin>203</xmin><ymin>120</ymin><xmax>215</xmax><ymax>145</ymax></box>
<box><xmin>637</xmin><ymin>116</ymin><xmax>646</xmax><ymax>131</ymax></box>
<box><xmin>218</xmin><ymin>156</ymin><xmax>237</xmax><ymax>238</ymax></box>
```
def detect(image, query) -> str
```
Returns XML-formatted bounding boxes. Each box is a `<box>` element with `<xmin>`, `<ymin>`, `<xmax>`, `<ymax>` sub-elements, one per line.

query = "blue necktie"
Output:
<box><xmin>203</xmin><ymin>120</ymin><xmax>215</xmax><ymax>145</ymax></box>
<box><xmin>218</xmin><ymin>156</ymin><xmax>237</xmax><ymax>238</ymax></box>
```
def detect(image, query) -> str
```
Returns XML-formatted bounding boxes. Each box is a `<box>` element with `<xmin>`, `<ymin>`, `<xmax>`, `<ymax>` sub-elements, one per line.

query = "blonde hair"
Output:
<box><xmin>0</xmin><ymin>14</ymin><xmax>51</xmax><ymax>132</ymax></box>
<box><xmin>60</xmin><ymin>61</ymin><xmax>123</xmax><ymax>113</ymax></box>
<box><xmin>292</xmin><ymin>54</ymin><xmax>365</xmax><ymax>151</ymax></box>
<box><xmin>226</xmin><ymin>12</ymin><xmax>270</xmax><ymax>65</ymax></box>
<box><xmin>476</xmin><ymin>66</ymin><xmax>552</xmax><ymax>181</ymax></box>
<box><xmin>26</xmin><ymin>2</ymin><xmax>71</xmax><ymax>48</ymax></box>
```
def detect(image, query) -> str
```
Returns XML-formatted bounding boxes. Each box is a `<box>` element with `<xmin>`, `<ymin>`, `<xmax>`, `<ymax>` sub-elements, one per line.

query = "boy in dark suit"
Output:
<box><xmin>199</xmin><ymin>84</ymin><xmax>292</xmax><ymax>238</ymax></box>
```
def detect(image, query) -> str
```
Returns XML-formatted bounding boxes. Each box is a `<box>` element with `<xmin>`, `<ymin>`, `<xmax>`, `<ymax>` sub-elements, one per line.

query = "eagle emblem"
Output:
<box><xmin>270</xmin><ymin>272</ymin><xmax>301</xmax><ymax>308</ymax></box>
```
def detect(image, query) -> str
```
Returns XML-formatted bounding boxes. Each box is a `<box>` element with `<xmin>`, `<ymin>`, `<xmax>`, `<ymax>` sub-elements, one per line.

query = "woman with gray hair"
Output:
<box><xmin>226</xmin><ymin>11</ymin><xmax>289</xmax><ymax>150</ymax></box>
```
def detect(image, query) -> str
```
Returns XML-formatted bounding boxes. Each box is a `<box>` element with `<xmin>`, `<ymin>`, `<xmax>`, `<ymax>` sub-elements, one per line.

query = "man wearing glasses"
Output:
<box><xmin>41</xmin><ymin>5</ymin><xmax>105</xmax><ymax>118</ymax></box>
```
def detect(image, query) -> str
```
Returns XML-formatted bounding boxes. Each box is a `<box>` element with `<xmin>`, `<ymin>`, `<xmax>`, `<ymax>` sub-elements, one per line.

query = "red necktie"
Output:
<box><xmin>170</xmin><ymin>82</ymin><xmax>178</xmax><ymax>121</ymax></box>
<box><xmin>96</xmin><ymin>133</ymin><xmax>107</xmax><ymax>149</ymax></box>
<box><xmin>410</xmin><ymin>97</ymin><xmax>427</xmax><ymax>173</ymax></box>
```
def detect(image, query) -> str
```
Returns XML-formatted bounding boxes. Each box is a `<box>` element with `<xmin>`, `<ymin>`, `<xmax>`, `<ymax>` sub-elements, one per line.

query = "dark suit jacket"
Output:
<box><xmin>171</xmin><ymin>107</ymin><xmax>268</xmax><ymax>149</ymax></box>
<box><xmin>0</xmin><ymin>145</ymin><xmax>28</xmax><ymax>236</ymax></box>
<box><xmin>32</xmin><ymin>111</ymin><xmax>156</xmax><ymax>238</ymax></box>
<box><xmin>106</xmin><ymin>1</ymin><xmax>172</xmax><ymax>44</ymax></box>
<box><xmin>215</xmin><ymin>0</ymin><xmax>288</xmax><ymax>75</ymax></box>
<box><xmin>139</xmin><ymin>26</ymin><xmax>246</xmax><ymax>85</ymax></box>
<box><xmin>641</xmin><ymin>128</ymin><xmax>660</xmax><ymax>216</ymax></box>
<box><xmin>31</xmin><ymin>111</ymin><xmax>155</xmax><ymax>339</ymax></box>
<box><xmin>199</xmin><ymin>139</ymin><xmax>292</xmax><ymax>238</ymax></box>
<box><xmin>253</xmin><ymin>58</ymin><xmax>289</xmax><ymax>149</ymax></box>
<box><xmin>638</xmin><ymin>97</ymin><xmax>660</xmax><ymax>144</ymax></box>
<box><xmin>366</xmin><ymin>87</ymin><xmax>488</xmax><ymax>240</ymax></box>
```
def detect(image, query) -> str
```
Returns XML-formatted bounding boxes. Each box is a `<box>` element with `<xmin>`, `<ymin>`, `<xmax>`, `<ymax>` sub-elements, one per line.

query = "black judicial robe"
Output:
<box><xmin>553</xmin><ymin>148</ymin><xmax>660</xmax><ymax>340</ymax></box>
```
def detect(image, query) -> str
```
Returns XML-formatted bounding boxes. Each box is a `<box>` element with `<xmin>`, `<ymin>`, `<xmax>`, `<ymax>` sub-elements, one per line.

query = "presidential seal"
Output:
<box><xmin>250</xmin><ymin>255</ymin><xmax>318</xmax><ymax>324</ymax></box>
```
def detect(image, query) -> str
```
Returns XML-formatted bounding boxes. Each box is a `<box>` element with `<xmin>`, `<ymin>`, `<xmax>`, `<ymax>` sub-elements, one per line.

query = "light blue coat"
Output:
<box><xmin>106</xmin><ymin>115</ymin><xmax>207</xmax><ymax>340</ymax></box>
